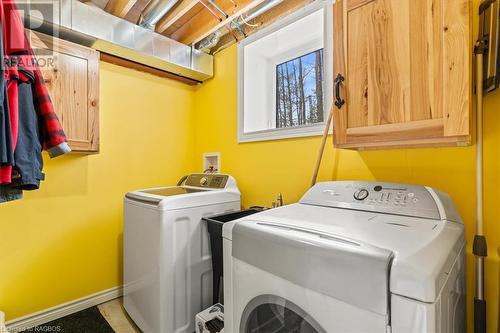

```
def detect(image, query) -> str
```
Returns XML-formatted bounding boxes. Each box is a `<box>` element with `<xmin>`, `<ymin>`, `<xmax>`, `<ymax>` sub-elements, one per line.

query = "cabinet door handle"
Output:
<box><xmin>334</xmin><ymin>73</ymin><xmax>345</xmax><ymax>109</ymax></box>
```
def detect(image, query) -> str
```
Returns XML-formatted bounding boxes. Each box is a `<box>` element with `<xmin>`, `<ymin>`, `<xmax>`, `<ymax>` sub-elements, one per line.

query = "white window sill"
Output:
<box><xmin>238</xmin><ymin>123</ymin><xmax>330</xmax><ymax>143</ymax></box>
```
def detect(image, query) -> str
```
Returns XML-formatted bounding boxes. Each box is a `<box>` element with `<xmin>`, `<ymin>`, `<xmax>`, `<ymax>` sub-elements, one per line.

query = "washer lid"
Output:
<box><xmin>125</xmin><ymin>188</ymin><xmax>240</xmax><ymax>210</ymax></box>
<box><xmin>226</xmin><ymin>202</ymin><xmax>464</xmax><ymax>303</ymax></box>
<box><xmin>141</xmin><ymin>187</ymin><xmax>207</xmax><ymax>196</ymax></box>
<box><xmin>124</xmin><ymin>174</ymin><xmax>240</xmax><ymax>210</ymax></box>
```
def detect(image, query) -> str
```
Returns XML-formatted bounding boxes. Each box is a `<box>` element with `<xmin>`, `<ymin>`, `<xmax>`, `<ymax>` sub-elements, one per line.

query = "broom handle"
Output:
<box><xmin>474</xmin><ymin>48</ymin><xmax>487</xmax><ymax>333</ymax></box>
<box><xmin>311</xmin><ymin>105</ymin><xmax>334</xmax><ymax>187</ymax></box>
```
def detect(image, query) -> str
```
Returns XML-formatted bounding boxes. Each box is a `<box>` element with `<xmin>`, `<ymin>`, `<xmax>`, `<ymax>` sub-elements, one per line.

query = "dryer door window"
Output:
<box><xmin>241</xmin><ymin>295</ymin><xmax>325</xmax><ymax>333</ymax></box>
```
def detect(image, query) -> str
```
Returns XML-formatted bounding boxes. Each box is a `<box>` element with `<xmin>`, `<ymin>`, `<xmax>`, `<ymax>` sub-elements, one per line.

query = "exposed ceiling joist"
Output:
<box><xmin>155</xmin><ymin>0</ymin><xmax>201</xmax><ymax>33</ymax></box>
<box><xmin>83</xmin><ymin>0</ymin><xmax>109</xmax><ymax>9</ymax></box>
<box><xmin>190</xmin><ymin>0</ymin><xmax>266</xmax><ymax>45</ymax></box>
<box><xmin>83</xmin><ymin>0</ymin><xmax>313</xmax><ymax>54</ymax></box>
<box><xmin>104</xmin><ymin>0</ymin><xmax>138</xmax><ymax>17</ymax></box>
<box><xmin>168</xmin><ymin>0</ymin><xmax>260</xmax><ymax>45</ymax></box>
<box><xmin>210</xmin><ymin>0</ymin><xmax>313</xmax><ymax>53</ymax></box>
<box><xmin>123</xmin><ymin>0</ymin><xmax>154</xmax><ymax>23</ymax></box>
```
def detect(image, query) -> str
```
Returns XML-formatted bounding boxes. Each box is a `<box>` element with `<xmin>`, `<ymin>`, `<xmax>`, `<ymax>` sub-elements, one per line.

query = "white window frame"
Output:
<box><xmin>238</xmin><ymin>0</ymin><xmax>333</xmax><ymax>143</ymax></box>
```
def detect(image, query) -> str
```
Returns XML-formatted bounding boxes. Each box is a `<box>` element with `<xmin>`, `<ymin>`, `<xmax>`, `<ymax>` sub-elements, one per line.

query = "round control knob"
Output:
<box><xmin>200</xmin><ymin>177</ymin><xmax>209</xmax><ymax>186</ymax></box>
<box><xmin>354</xmin><ymin>189</ymin><xmax>369</xmax><ymax>201</ymax></box>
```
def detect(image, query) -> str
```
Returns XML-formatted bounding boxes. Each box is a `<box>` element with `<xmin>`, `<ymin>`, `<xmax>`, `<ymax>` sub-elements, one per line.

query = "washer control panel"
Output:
<box><xmin>185</xmin><ymin>174</ymin><xmax>229</xmax><ymax>189</ymax></box>
<box><xmin>301</xmin><ymin>181</ymin><xmax>446</xmax><ymax>220</ymax></box>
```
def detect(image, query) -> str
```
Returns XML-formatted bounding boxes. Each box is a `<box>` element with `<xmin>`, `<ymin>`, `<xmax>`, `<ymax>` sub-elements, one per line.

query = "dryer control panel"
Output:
<box><xmin>300</xmin><ymin>181</ymin><xmax>461</xmax><ymax>222</ymax></box>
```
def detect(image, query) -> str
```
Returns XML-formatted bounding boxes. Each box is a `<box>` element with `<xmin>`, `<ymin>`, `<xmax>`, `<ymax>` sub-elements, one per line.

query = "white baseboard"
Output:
<box><xmin>0</xmin><ymin>311</ymin><xmax>6</xmax><ymax>333</ymax></box>
<box><xmin>5</xmin><ymin>286</ymin><xmax>123</xmax><ymax>332</ymax></box>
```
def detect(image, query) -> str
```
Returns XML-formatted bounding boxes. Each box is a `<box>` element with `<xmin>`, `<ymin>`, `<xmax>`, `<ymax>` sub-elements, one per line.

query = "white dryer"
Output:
<box><xmin>124</xmin><ymin>174</ymin><xmax>240</xmax><ymax>333</ymax></box>
<box><xmin>223</xmin><ymin>181</ymin><xmax>465</xmax><ymax>333</ymax></box>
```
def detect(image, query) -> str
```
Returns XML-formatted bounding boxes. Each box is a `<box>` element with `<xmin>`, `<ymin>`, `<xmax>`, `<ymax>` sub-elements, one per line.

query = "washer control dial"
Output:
<box><xmin>354</xmin><ymin>189</ymin><xmax>369</xmax><ymax>201</ymax></box>
<box><xmin>200</xmin><ymin>177</ymin><xmax>209</xmax><ymax>186</ymax></box>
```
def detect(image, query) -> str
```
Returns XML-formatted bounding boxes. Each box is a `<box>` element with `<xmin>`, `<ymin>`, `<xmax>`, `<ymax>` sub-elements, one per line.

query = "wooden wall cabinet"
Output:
<box><xmin>29</xmin><ymin>32</ymin><xmax>100</xmax><ymax>153</ymax></box>
<box><xmin>332</xmin><ymin>0</ymin><xmax>472</xmax><ymax>149</ymax></box>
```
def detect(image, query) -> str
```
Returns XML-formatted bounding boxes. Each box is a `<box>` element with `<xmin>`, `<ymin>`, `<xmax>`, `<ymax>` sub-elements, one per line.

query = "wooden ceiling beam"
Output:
<box><xmin>169</xmin><ymin>0</ymin><xmax>265</xmax><ymax>45</ymax></box>
<box><xmin>123</xmin><ymin>0</ymin><xmax>154</xmax><ymax>24</ymax></box>
<box><xmin>155</xmin><ymin>0</ymin><xmax>201</xmax><ymax>33</ymax></box>
<box><xmin>190</xmin><ymin>0</ymin><xmax>267</xmax><ymax>45</ymax></box>
<box><xmin>104</xmin><ymin>0</ymin><xmax>138</xmax><ymax>17</ymax></box>
<box><xmin>81</xmin><ymin>0</ymin><xmax>110</xmax><ymax>10</ymax></box>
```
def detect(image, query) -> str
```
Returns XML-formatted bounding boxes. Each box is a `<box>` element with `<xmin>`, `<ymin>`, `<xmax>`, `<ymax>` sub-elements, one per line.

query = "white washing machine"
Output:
<box><xmin>223</xmin><ymin>181</ymin><xmax>466</xmax><ymax>333</ymax></box>
<box><xmin>124</xmin><ymin>174</ymin><xmax>240</xmax><ymax>333</ymax></box>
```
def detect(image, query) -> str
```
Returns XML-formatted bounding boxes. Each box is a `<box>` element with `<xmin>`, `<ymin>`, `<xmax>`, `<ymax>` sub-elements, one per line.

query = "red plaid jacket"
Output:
<box><xmin>0</xmin><ymin>0</ymin><xmax>70</xmax><ymax>184</ymax></box>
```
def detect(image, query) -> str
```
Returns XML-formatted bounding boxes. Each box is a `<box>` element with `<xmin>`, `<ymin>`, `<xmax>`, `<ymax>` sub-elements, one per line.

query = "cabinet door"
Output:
<box><xmin>333</xmin><ymin>0</ymin><xmax>471</xmax><ymax>149</ymax></box>
<box><xmin>28</xmin><ymin>31</ymin><xmax>100</xmax><ymax>153</ymax></box>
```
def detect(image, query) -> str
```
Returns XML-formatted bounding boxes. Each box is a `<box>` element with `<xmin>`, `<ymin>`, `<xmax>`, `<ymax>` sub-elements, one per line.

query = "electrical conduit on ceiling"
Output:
<box><xmin>197</xmin><ymin>0</ymin><xmax>284</xmax><ymax>53</ymax></box>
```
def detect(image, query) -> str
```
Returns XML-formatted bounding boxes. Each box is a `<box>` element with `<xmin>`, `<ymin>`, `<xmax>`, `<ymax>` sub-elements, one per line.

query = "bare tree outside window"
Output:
<box><xmin>276</xmin><ymin>49</ymin><xmax>324</xmax><ymax>129</ymax></box>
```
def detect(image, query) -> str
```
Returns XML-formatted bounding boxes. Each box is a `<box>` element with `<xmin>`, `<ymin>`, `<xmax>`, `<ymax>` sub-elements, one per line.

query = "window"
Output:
<box><xmin>238</xmin><ymin>2</ymin><xmax>332</xmax><ymax>142</ymax></box>
<box><xmin>276</xmin><ymin>49</ymin><xmax>324</xmax><ymax>129</ymax></box>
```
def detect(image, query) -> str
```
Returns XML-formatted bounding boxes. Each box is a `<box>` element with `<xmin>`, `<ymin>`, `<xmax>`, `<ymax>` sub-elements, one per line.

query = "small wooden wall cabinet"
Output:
<box><xmin>332</xmin><ymin>0</ymin><xmax>472</xmax><ymax>149</ymax></box>
<box><xmin>29</xmin><ymin>31</ymin><xmax>100</xmax><ymax>153</ymax></box>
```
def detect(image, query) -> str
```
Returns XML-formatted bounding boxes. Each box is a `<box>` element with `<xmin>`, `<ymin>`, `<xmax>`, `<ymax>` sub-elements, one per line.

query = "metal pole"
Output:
<box><xmin>474</xmin><ymin>40</ymin><xmax>488</xmax><ymax>333</ymax></box>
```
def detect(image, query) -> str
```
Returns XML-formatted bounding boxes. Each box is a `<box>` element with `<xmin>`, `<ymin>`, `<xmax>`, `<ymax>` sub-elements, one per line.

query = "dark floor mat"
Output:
<box><xmin>23</xmin><ymin>306</ymin><xmax>115</xmax><ymax>333</ymax></box>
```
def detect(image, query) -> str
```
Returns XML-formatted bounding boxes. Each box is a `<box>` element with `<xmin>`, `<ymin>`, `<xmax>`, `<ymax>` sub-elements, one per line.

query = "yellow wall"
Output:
<box><xmin>0</xmin><ymin>62</ymin><xmax>196</xmax><ymax>319</ymax></box>
<box><xmin>193</xmin><ymin>44</ymin><xmax>500</xmax><ymax>332</ymax></box>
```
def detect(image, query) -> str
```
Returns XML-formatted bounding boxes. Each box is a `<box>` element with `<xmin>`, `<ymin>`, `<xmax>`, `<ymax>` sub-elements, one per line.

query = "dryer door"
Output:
<box><xmin>240</xmin><ymin>295</ymin><xmax>325</xmax><ymax>333</ymax></box>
